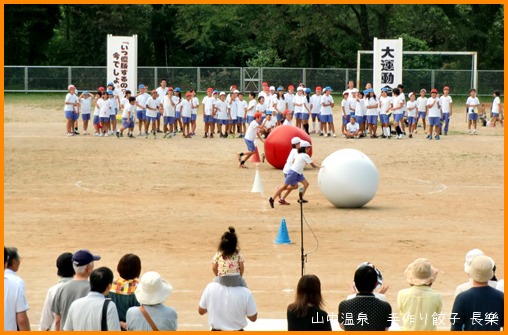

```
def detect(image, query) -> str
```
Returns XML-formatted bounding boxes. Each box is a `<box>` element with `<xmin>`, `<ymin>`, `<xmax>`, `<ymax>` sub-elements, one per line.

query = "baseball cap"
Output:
<box><xmin>351</xmin><ymin>88</ymin><xmax>359</xmax><ymax>93</ymax></box>
<box><xmin>283</xmin><ymin>109</ymin><xmax>291</xmax><ymax>115</ymax></box>
<box><xmin>56</xmin><ymin>252</ymin><xmax>75</xmax><ymax>278</ymax></box>
<box><xmin>185</xmin><ymin>92</ymin><xmax>192</xmax><ymax>97</ymax></box>
<box><xmin>297</xmin><ymin>87</ymin><xmax>304</xmax><ymax>91</ymax></box>
<box><xmin>316</xmin><ymin>86</ymin><xmax>322</xmax><ymax>91</ymax></box>
<box><xmin>98</xmin><ymin>87</ymin><xmax>105</xmax><ymax>92</ymax></box>
<box><xmin>266</xmin><ymin>110</ymin><xmax>272</xmax><ymax>115</ymax></box>
<box><xmin>138</xmin><ymin>84</ymin><xmax>145</xmax><ymax>89</ymax></box>
<box><xmin>363</xmin><ymin>90</ymin><xmax>369</xmax><ymax>95</ymax></box>
<box><xmin>108</xmin><ymin>82</ymin><xmax>114</xmax><ymax>87</ymax></box>
<box><xmin>168</xmin><ymin>87</ymin><xmax>174</xmax><ymax>91</ymax></box>
<box><xmin>219</xmin><ymin>91</ymin><xmax>226</xmax><ymax>96</ymax></box>
<box><xmin>174</xmin><ymin>87</ymin><xmax>181</xmax><ymax>92</ymax></box>
<box><xmin>420</xmin><ymin>88</ymin><xmax>427</xmax><ymax>92</ymax></box>
<box><xmin>291</xmin><ymin>137</ymin><xmax>301</xmax><ymax>145</ymax></box>
<box><xmin>83</xmin><ymin>91</ymin><xmax>89</xmax><ymax>95</ymax></box>
<box><xmin>212</xmin><ymin>90</ymin><xmax>218</xmax><ymax>94</ymax></box>
<box><xmin>254</xmin><ymin>112</ymin><xmax>263</xmax><ymax>118</ymax></box>
<box><xmin>409</xmin><ymin>92</ymin><xmax>415</xmax><ymax>98</ymax></box>
<box><xmin>230</xmin><ymin>85</ymin><xmax>237</xmax><ymax>91</ymax></box>
<box><xmin>343</xmin><ymin>91</ymin><xmax>349</xmax><ymax>95</ymax></box>
<box><xmin>68</xmin><ymin>85</ymin><xmax>75</xmax><ymax>90</ymax></box>
<box><xmin>431</xmin><ymin>88</ymin><xmax>438</xmax><ymax>93</ymax></box>
<box><xmin>288</xmin><ymin>85</ymin><xmax>295</xmax><ymax>90</ymax></box>
<box><xmin>300</xmin><ymin>141</ymin><xmax>311</xmax><ymax>148</ymax></box>
<box><xmin>72</xmin><ymin>249</ymin><xmax>101</xmax><ymax>266</ymax></box>
<box><xmin>381</xmin><ymin>87</ymin><xmax>389</xmax><ymax>92</ymax></box>
<box><xmin>366</xmin><ymin>88</ymin><xmax>374</xmax><ymax>93</ymax></box>
<box><xmin>151</xmin><ymin>90</ymin><xmax>157</xmax><ymax>94</ymax></box>
<box><xmin>443</xmin><ymin>86</ymin><xmax>450</xmax><ymax>90</ymax></box>
<box><xmin>107</xmin><ymin>90</ymin><xmax>114</xmax><ymax>95</ymax></box>
<box><xmin>269</xmin><ymin>86</ymin><xmax>275</xmax><ymax>91</ymax></box>
<box><xmin>277</xmin><ymin>86</ymin><xmax>284</xmax><ymax>91</ymax></box>
<box><xmin>207</xmin><ymin>87</ymin><xmax>213</xmax><ymax>92</ymax></box>
<box><xmin>351</xmin><ymin>114</ymin><xmax>357</xmax><ymax>119</ymax></box>
<box><xmin>262</xmin><ymin>82</ymin><xmax>268</xmax><ymax>86</ymax></box>
<box><xmin>324</xmin><ymin>86</ymin><xmax>333</xmax><ymax>92</ymax></box>
<box><xmin>233</xmin><ymin>89</ymin><xmax>240</xmax><ymax>94</ymax></box>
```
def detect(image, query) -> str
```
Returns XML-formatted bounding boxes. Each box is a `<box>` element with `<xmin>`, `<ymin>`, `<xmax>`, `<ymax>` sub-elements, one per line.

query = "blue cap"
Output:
<box><xmin>266</xmin><ymin>110</ymin><xmax>272</xmax><ymax>115</ymax></box>
<box><xmin>305</xmin><ymin>88</ymin><xmax>311</xmax><ymax>94</ymax></box>
<box><xmin>108</xmin><ymin>82</ymin><xmax>114</xmax><ymax>87</ymax></box>
<box><xmin>72</xmin><ymin>249</ymin><xmax>101</xmax><ymax>266</ymax></box>
<box><xmin>324</xmin><ymin>86</ymin><xmax>333</xmax><ymax>92</ymax></box>
<box><xmin>367</xmin><ymin>88</ymin><xmax>374</xmax><ymax>93</ymax></box>
<box><xmin>138</xmin><ymin>84</ymin><xmax>145</xmax><ymax>89</ymax></box>
<box><xmin>107</xmin><ymin>90</ymin><xmax>113</xmax><ymax>95</ymax></box>
<box><xmin>174</xmin><ymin>87</ymin><xmax>181</xmax><ymax>92</ymax></box>
<box><xmin>83</xmin><ymin>91</ymin><xmax>89</xmax><ymax>95</ymax></box>
<box><xmin>381</xmin><ymin>87</ymin><xmax>389</xmax><ymax>92</ymax></box>
<box><xmin>277</xmin><ymin>86</ymin><xmax>284</xmax><ymax>91</ymax></box>
<box><xmin>212</xmin><ymin>90</ymin><xmax>218</xmax><ymax>94</ymax></box>
<box><xmin>363</xmin><ymin>90</ymin><xmax>369</xmax><ymax>95</ymax></box>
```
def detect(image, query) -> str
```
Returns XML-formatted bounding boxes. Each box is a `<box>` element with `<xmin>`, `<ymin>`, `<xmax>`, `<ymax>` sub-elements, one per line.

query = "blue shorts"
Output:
<box><xmin>157</xmin><ymin>112</ymin><xmax>161</xmax><ymax>119</ymax></box>
<box><xmin>342</xmin><ymin>115</ymin><xmax>351</xmax><ymax>124</ymax></box>
<box><xmin>492</xmin><ymin>112</ymin><xmax>500</xmax><ymax>117</ymax></box>
<box><xmin>73</xmin><ymin>113</ymin><xmax>80</xmax><ymax>121</ymax></box>
<box><xmin>311</xmin><ymin>113</ymin><xmax>320</xmax><ymax>119</ymax></box>
<box><xmin>175</xmin><ymin>111</ymin><xmax>181</xmax><ymax>118</ymax></box>
<box><xmin>429</xmin><ymin>116</ymin><xmax>441</xmax><ymax>126</ymax></box>
<box><xmin>218</xmin><ymin>119</ymin><xmax>228</xmax><ymax>125</ymax></box>
<box><xmin>82</xmin><ymin>114</ymin><xmax>91</xmax><ymax>121</ymax></box>
<box><xmin>237</xmin><ymin>117</ymin><xmax>244</xmax><ymax>124</ymax></box>
<box><xmin>182</xmin><ymin>116</ymin><xmax>191</xmax><ymax>124</ymax></box>
<box><xmin>93</xmin><ymin>115</ymin><xmax>100</xmax><ymax>125</ymax></box>
<box><xmin>164</xmin><ymin>116</ymin><xmax>175</xmax><ymax>125</ymax></box>
<box><xmin>63</xmin><ymin>110</ymin><xmax>74</xmax><ymax>119</ymax></box>
<box><xmin>244</xmin><ymin>139</ymin><xmax>256</xmax><ymax>152</ymax></box>
<box><xmin>122</xmin><ymin>118</ymin><xmax>134</xmax><ymax>128</ymax></box>
<box><xmin>355</xmin><ymin>116</ymin><xmax>364</xmax><ymax>124</ymax></box>
<box><xmin>276</xmin><ymin>114</ymin><xmax>283</xmax><ymax>122</ymax></box>
<box><xmin>367</xmin><ymin>115</ymin><xmax>378</xmax><ymax>125</ymax></box>
<box><xmin>191</xmin><ymin>114</ymin><xmax>197</xmax><ymax>121</ymax></box>
<box><xmin>379</xmin><ymin>114</ymin><xmax>389</xmax><ymax>124</ymax></box>
<box><xmin>247</xmin><ymin>116</ymin><xmax>255</xmax><ymax>123</ymax></box>
<box><xmin>394</xmin><ymin>113</ymin><xmax>404</xmax><ymax>122</ymax></box>
<box><xmin>203</xmin><ymin>115</ymin><xmax>213</xmax><ymax>123</ymax></box>
<box><xmin>114</xmin><ymin>108</ymin><xmax>118</xmax><ymax>114</ymax></box>
<box><xmin>468</xmin><ymin>113</ymin><xmax>479</xmax><ymax>121</ymax></box>
<box><xmin>285</xmin><ymin>170</ymin><xmax>305</xmax><ymax>186</ymax></box>
<box><xmin>294</xmin><ymin>112</ymin><xmax>302</xmax><ymax>120</ymax></box>
<box><xmin>230</xmin><ymin>119</ymin><xmax>237</xmax><ymax>124</ymax></box>
<box><xmin>109</xmin><ymin>114</ymin><xmax>116</xmax><ymax>121</ymax></box>
<box><xmin>301</xmin><ymin>113</ymin><xmax>310</xmax><ymax>121</ymax></box>
<box><xmin>407</xmin><ymin>116</ymin><xmax>416</xmax><ymax>125</ymax></box>
<box><xmin>146</xmin><ymin>116</ymin><xmax>157</xmax><ymax>123</ymax></box>
<box><xmin>320</xmin><ymin>114</ymin><xmax>333</xmax><ymax>123</ymax></box>
<box><xmin>100</xmin><ymin>117</ymin><xmax>110</xmax><ymax>123</ymax></box>
<box><xmin>418</xmin><ymin>111</ymin><xmax>426</xmax><ymax>119</ymax></box>
<box><xmin>136</xmin><ymin>110</ymin><xmax>146</xmax><ymax>120</ymax></box>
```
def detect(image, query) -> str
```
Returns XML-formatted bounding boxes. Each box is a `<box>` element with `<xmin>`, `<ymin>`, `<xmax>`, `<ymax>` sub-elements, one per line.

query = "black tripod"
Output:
<box><xmin>298</xmin><ymin>186</ymin><xmax>305</xmax><ymax>277</ymax></box>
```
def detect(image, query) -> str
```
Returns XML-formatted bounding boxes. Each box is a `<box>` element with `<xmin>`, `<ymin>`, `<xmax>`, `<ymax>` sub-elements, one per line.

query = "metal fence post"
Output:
<box><xmin>302</xmin><ymin>68</ymin><xmax>306</xmax><ymax>86</ymax></box>
<box><xmin>197</xmin><ymin>67</ymin><xmax>201</xmax><ymax>92</ymax></box>
<box><xmin>154</xmin><ymin>67</ymin><xmax>157</xmax><ymax>89</ymax></box>
<box><xmin>345</xmin><ymin>68</ymin><xmax>349</xmax><ymax>91</ymax></box>
<box><xmin>431</xmin><ymin>70</ymin><xmax>435</xmax><ymax>90</ymax></box>
<box><xmin>24</xmin><ymin>66</ymin><xmax>28</xmax><ymax>94</ymax></box>
<box><xmin>239</xmin><ymin>67</ymin><xmax>243</xmax><ymax>92</ymax></box>
<box><xmin>68</xmin><ymin>66</ymin><xmax>72</xmax><ymax>87</ymax></box>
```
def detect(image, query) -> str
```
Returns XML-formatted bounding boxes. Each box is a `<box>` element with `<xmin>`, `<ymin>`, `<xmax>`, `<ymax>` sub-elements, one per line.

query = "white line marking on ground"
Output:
<box><xmin>404</xmin><ymin>178</ymin><xmax>448</xmax><ymax>194</ymax></box>
<box><xmin>75</xmin><ymin>181</ymin><xmax>109</xmax><ymax>194</ymax></box>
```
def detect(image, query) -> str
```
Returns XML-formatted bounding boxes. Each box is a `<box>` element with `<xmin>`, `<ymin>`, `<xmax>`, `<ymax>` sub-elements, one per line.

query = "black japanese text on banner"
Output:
<box><xmin>373</xmin><ymin>38</ymin><xmax>403</xmax><ymax>96</ymax></box>
<box><xmin>107</xmin><ymin>34</ymin><xmax>138</xmax><ymax>97</ymax></box>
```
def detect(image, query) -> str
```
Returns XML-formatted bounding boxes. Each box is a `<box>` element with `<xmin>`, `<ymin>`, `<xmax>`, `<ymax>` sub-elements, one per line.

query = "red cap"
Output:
<box><xmin>316</xmin><ymin>86</ymin><xmax>322</xmax><ymax>91</ymax></box>
<box><xmin>284</xmin><ymin>109</ymin><xmax>291</xmax><ymax>115</ymax></box>
<box><xmin>431</xmin><ymin>88</ymin><xmax>438</xmax><ymax>93</ymax></box>
<box><xmin>207</xmin><ymin>87</ymin><xmax>213</xmax><ymax>92</ymax></box>
<box><xmin>254</xmin><ymin>112</ymin><xmax>263</xmax><ymax>118</ymax></box>
<box><xmin>151</xmin><ymin>90</ymin><xmax>157</xmax><ymax>94</ymax></box>
<box><xmin>230</xmin><ymin>85</ymin><xmax>237</xmax><ymax>91</ymax></box>
<box><xmin>262</xmin><ymin>82</ymin><xmax>268</xmax><ymax>86</ymax></box>
<box><xmin>98</xmin><ymin>87</ymin><xmax>105</xmax><ymax>91</ymax></box>
<box><xmin>185</xmin><ymin>92</ymin><xmax>192</xmax><ymax>97</ymax></box>
<box><xmin>443</xmin><ymin>86</ymin><xmax>450</xmax><ymax>90</ymax></box>
<box><xmin>288</xmin><ymin>85</ymin><xmax>295</xmax><ymax>90</ymax></box>
<box><xmin>168</xmin><ymin>87</ymin><xmax>174</xmax><ymax>91</ymax></box>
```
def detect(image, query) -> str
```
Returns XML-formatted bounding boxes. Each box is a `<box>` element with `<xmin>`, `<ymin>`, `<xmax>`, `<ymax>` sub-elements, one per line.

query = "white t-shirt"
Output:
<box><xmin>426</xmin><ymin>97</ymin><xmax>441</xmax><ymax>117</ymax></box>
<box><xmin>320</xmin><ymin>95</ymin><xmax>334</xmax><ymax>115</ymax></box>
<box><xmin>80</xmin><ymin>97</ymin><xmax>92</xmax><ymax>114</ymax></box>
<box><xmin>284</xmin><ymin>93</ymin><xmax>295</xmax><ymax>111</ymax></box>
<box><xmin>303</xmin><ymin>97</ymin><xmax>311</xmax><ymax>115</ymax></box>
<box><xmin>136</xmin><ymin>93</ymin><xmax>150</xmax><ymax>110</ymax></box>
<box><xmin>215</xmin><ymin>100</ymin><xmax>228</xmax><ymax>120</ymax></box>
<box><xmin>191</xmin><ymin>97</ymin><xmax>199</xmax><ymax>115</ymax></box>
<box><xmin>163</xmin><ymin>95</ymin><xmax>178</xmax><ymax>117</ymax></box>
<box><xmin>156</xmin><ymin>86</ymin><xmax>168</xmax><ymax>99</ymax></box>
<box><xmin>108</xmin><ymin>97</ymin><xmax>117</xmax><ymax>115</ymax></box>
<box><xmin>237</xmin><ymin>100</ymin><xmax>248</xmax><ymax>118</ymax></box>
<box><xmin>202</xmin><ymin>95</ymin><xmax>214</xmax><ymax>116</ymax></box>
<box><xmin>293</xmin><ymin>94</ymin><xmax>305</xmax><ymax>114</ymax></box>
<box><xmin>310</xmin><ymin>94</ymin><xmax>321</xmax><ymax>114</ymax></box>
<box><xmin>98</xmin><ymin>98</ymin><xmax>111</xmax><ymax>118</ymax></box>
<box><xmin>283</xmin><ymin>119</ymin><xmax>294</xmax><ymax>126</ymax></box>
<box><xmin>262</xmin><ymin>117</ymin><xmax>276</xmax><ymax>130</ymax></box>
<box><xmin>283</xmin><ymin>148</ymin><xmax>298</xmax><ymax>174</ymax></box>
<box><xmin>145</xmin><ymin>97</ymin><xmax>160</xmax><ymax>118</ymax></box>
<box><xmin>290</xmin><ymin>153</ymin><xmax>313</xmax><ymax>175</ymax></box>
<box><xmin>400</xmin><ymin>92</ymin><xmax>406</xmax><ymax>113</ymax></box>
<box><xmin>255</xmin><ymin>103</ymin><xmax>266</xmax><ymax>116</ymax></box>
<box><xmin>492</xmin><ymin>96</ymin><xmax>501</xmax><ymax>114</ymax></box>
<box><xmin>4</xmin><ymin>278</ymin><xmax>29</xmax><ymax>331</ymax></box>
<box><xmin>347</xmin><ymin>97</ymin><xmax>357</xmax><ymax>115</ymax></box>
<box><xmin>346</xmin><ymin>122</ymin><xmax>360</xmax><ymax>133</ymax></box>
<box><xmin>379</xmin><ymin>96</ymin><xmax>392</xmax><ymax>115</ymax></box>
<box><xmin>355</xmin><ymin>99</ymin><xmax>366</xmax><ymax>117</ymax></box>
<box><xmin>417</xmin><ymin>97</ymin><xmax>427</xmax><ymax>112</ymax></box>
<box><xmin>365</xmin><ymin>97</ymin><xmax>378</xmax><ymax>116</ymax></box>
<box><xmin>393</xmin><ymin>95</ymin><xmax>404</xmax><ymax>115</ymax></box>
<box><xmin>440</xmin><ymin>95</ymin><xmax>453</xmax><ymax>113</ymax></box>
<box><xmin>64</xmin><ymin>93</ymin><xmax>78</xmax><ymax>112</ymax></box>
<box><xmin>122</xmin><ymin>103</ymin><xmax>136</xmax><ymax>119</ymax></box>
<box><xmin>466</xmin><ymin>97</ymin><xmax>480</xmax><ymax>113</ymax></box>
<box><xmin>228</xmin><ymin>99</ymin><xmax>238</xmax><ymax>119</ymax></box>
<box><xmin>406</xmin><ymin>100</ymin><xmax>418</xmax><ymax>117</ymax></box>
<box><xmin>245</xmin><ymin>120</ymin><xmax>261</xmax><ymax>141</ymax></box>
<box><xmin>180</xmin><ymin>99</ymin><xmax>192</xmax><ymax>118</ymax></box>
<box><xmin>93</xmin><ymin>95</ymin><xmax>101</xmax><ymax>116</ymax></box>
<box><xmin>275</xmin><ymin>97</ymin><xmax>287</xmax><ymax>114</ymax></box>
<box><xmin>246</xmin><ymin>100</ymin><xmax>256</xmax><ymax>117</ymax></box>
<box><xmin>341</xmin><ymin>99</ymin><xmax>348</xmax><ymax>115</ymax></box>
<box><xmin>199</xmin><ymin>282</ymin><xmax>257</xmax><ymax>331</ymax></box>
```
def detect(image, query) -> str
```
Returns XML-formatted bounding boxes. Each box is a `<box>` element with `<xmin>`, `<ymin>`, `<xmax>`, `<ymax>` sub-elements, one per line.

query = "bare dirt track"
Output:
<box><xmin>4</xmin><ymin>97</ymin><xmax>504</xmax><ymax>330</ymax></box>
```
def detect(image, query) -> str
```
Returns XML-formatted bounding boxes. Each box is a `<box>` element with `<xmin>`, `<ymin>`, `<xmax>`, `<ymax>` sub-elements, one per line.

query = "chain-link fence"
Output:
<box><xmin>5</xmin><ymin>66</ymin><xmax>503</xmax><ymax>97</ymax></box>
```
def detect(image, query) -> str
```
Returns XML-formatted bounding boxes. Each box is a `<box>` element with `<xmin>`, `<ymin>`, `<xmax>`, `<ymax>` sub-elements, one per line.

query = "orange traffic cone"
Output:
<box><xmin>251</xmin><ymin>147</ymin><xmax>261</xmax><ymax>163</ymax></box>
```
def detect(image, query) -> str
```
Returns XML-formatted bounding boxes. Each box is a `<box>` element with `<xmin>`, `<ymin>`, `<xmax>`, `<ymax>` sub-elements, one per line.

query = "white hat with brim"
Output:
<box><xmin>467</xmin><ymin>255</ymin><xmax>494</xmax><ymax>283</ymax></box>
<box><xmin>291</xmin><ymin>137</ymin><xmax>301</xmax><ymax>145</ymax></box>
<box><xmin>464</xmin><ymin>248</ymin><xmax>484</xmax><ymax>273</ymax></box>
<box><xmin>135</xmin><ymin>271</ymin><xmax>173</xmax><ymax>305</ymax></box>
<box><xmin>404</xmin><ymin>258</ymin><xmax>438</xmax><ymax>286</ymax></box>
<box><xmin>300</xmin><ymin>140</ymin><xmax>311</xmax><ymax>148</ymax></box>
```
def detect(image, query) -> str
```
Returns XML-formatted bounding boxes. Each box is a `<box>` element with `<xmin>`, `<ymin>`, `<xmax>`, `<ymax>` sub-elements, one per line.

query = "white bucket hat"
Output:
<box><xmin>404</xmin><ymin>258</ymin><xmax>438</xmax><ymax>286</ymax></box>
<box><xmin>135</xmin><ymin>271</ymin><xmax>173</xmax><ymax>305</ymax></box>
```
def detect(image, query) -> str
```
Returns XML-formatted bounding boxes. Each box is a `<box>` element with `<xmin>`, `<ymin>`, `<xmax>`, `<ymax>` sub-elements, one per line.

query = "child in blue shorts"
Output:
<box><xmin>237</xmin><ymin>112</ymin><xmax>264</xmax><ymax>168</ymax></box>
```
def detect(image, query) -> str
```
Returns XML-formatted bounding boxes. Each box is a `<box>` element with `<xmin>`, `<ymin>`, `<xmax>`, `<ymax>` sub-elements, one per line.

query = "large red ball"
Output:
<box><xmin>263</xmin><ymin>126</ymin><xmax>312</xmax><ymax>169</ymax></box>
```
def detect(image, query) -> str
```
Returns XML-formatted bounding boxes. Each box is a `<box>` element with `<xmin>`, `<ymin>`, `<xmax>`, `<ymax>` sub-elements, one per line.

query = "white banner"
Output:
<box><xmin>107</xmin><ymin>34</ymin><xmax>138</xmax><ymax>96</ymax></box>
<box><xmin>373</xmin><ymin>38</ymin><xmax>403</xmax><ymax>95</ymax></box>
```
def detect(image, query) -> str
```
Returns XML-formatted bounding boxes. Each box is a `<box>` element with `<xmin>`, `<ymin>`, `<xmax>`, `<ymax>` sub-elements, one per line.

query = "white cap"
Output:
<box><xmin>297</xmin><ymin>87</ymin><xmax>304</xmax><ymax>91</ymax></box>
<box><xmin>233</xmin><ymin>90</ymin><xmax>240</xmax><ymax>94</ymax></box>
<box><xmin>219</xmin><ymin>91</ymin><xmax>226</xmax><ymax>96</ymax></box>
<box><xmin>408</xmin><ymin>92</ymin><xmax>415</xmax><ymax>98</ymax></box>
<box><xmin>300</xmin><ymin>140</ymin><xmax>311</xmax><ymax>148</ymax></box>
<box><xmin>269</xmin><ymin>86</ymin><xmax>275</xmax><ymax>91</ymax></box>
<box><xmin>291</xmin><ymin>137</ymin><xmax>301</xmax><ymax>145</ymax></box>
<box><xmin>68</xmin><ymin>85</ymin><xmax>75</xmax><ymax>90</ymax></box>
<box><xmin>351</xmin><ymin>88</ymin><xmax>359</xmax><ymax>93</ymax></box>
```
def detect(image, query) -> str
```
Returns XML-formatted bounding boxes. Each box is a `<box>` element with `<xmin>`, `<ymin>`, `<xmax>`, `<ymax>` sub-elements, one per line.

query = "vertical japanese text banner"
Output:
<box><xmin>107</xmin><ymin>34</ymin><xmax>138</xmax><ymax>96</ymax></box>
<box><xmin>373</xmin><ymin>38</ymin><xmax>403</xmax><ymax>95</ymax></box>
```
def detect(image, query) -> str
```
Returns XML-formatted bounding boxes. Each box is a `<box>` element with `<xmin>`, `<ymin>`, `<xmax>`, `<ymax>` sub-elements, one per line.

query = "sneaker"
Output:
<box><xmin>333</xmin><ymin>133</ymin><xmax>337</xmax><ymax>138</ymax></box>
<box><xmin>435</xmin><ymin>135</ymin><xmax>440</xmax><ymax>140</ymax></box>
<box><xmin>402</xmin><ymin>132</ymin><xmax>406</xmax><ymax>136</ymax></box>
<box><xmin>473</xmin><ymin>130</ymin><xmax>478</xmax><ymax>135</ymax></box>
<box><xmin>269</xmin><ymin>197</ymin><xmax>275</xmax><ymax>209</ymax></box>
<box><xmin>299</xmin><ymin>199</ymin><xmax>309</xmax><ymax>203</ymax></box>
<box><xmin>67</xmin><ymin>132</ymin><xmax>74</xmax><ymax>137</ymax></box>
<box><xmin>99</xmin><ymin>133</ymin><xmax>104</xmax><ymax>137</ymax></box>
<box><xmin>105</xmin><ymin>133</ymin><xmax>109</xmax><ymax>137</ymax></box>
<box><xmin>145</xmin><ymin>133</ymin><xmax>148</xmax><ymax>139</ymax></box>
<box><xmin>138</xmin><ymin>131</ymin><xmax>142</xmax><ymax>136</ymax></box>
<box><xmin>278</xmin><ymin>199</ymin><xmax>290</xmax><ymax>205</ymax></box>
<box><xmin>210</xmin><ymin>133</ymin><xmax>214</xmax><ymax>138</ymax></box>
<box><xmin>468</xmin><ymin>130</ymin><xmax>473</xmax><ymax>135</ymax></box>
<box><xmin>157</xmin><ymin>130</ymin><xmax>163</xmax><ymax>133</ymax></box>
<box><xmin>153</xmin><ymin>133</ymin><xmax>157</xmax><ymax>139</ymax></box>
<box><xmin>409</xmin><ymin>134</ymin><xmax>413</xmax><ymax>138</ymax></box>
<box><xmin>203</xmin><ymin>134</ymin><xmax>208</xmax><ymax>138</ymax></box>
<box><xmin>427</xmin><ymin>135</ymin><xmax>432</xmax><ymax>140</ymax></box>
<box><xmin>319</xmin><ymin>133</ymin><xmax>324</xmax><ymax>136</ymax></box>
<box><xmin>444</xmin><ymin>132</ymin><xmax>448</xmax><ymax>136</ymax></box>
<box><xmin>83</xmin><ymin>131</ymin><xmax>88</xmax><ymax>135</ymax></box>
<box><xmin>93</xmin><ymin>132</ymin><xmax>99</xmax><ymax>136</ymax></box>
<box><xmin>116</xmin><ymin>130</ymin><xmax>120</xmax><ymax>138</ymax></box>
<box><xmin>324</xmin><ymin>133</ymin><xmax>329</xmax><ymax>138</ymax></box>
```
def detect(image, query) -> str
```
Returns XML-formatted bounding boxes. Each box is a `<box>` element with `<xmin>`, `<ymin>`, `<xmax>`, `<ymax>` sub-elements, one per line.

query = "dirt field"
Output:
<box><xmin>4</xmin><ymin>94</ymin><xmax>504</xmax><ymax>330</ymax></box>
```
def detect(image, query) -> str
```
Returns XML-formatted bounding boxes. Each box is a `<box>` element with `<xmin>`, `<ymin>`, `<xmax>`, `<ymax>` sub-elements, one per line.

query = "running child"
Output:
<box><xmin>211</xmin><ymin>226</ymin><xmax>247</xmax><ymax>287</ymax></box>
<box><xmin>365</xmin><ymin>89</ymin><xmax>379</xmax><ymax>138</ymax></box>
<box><xmin>78</xmin><ymin>91</ymin><xmax>92</xmax><ymax>135</ymax></box>
<box><xmin>309</xmin><ymin>87</ymin><xmax>322</xmax><ymax>133</ymax></box>
<box><xmin>278</xmin><ymin>137</ymin><xmax>302</xmax><ymax>205</ymax></box>
<box><xmin>426</xmin><ymin>88</ymin><xmax>442</xmax><ymax>140</ymax></box>
<box><xmin>237</xmin><ymin>92</ymin><xmax>248</xmax><ymax>138</ymax></box>
<box><xmin>406</xmin><ymin>92</ymin><xmax>418</xmax><ymax>138</ymax></box>
<box><xmin>181</xmin><ymin>91</ymin><xmax>192</xmax><ymax>138</ymax></box>
<box><xmin>190</xmin><ymin>89</ymin><xmax>199</xmax><ymax>135</ymax></box>
<box><xmin>490</xmin><ymin>90</ymin><xmax>503</xmax><ymax>127</ymax></box>
<box><xmin>237</xmin><ymin>112</ymin><xmax>264</xmax><ymax>168</ymax></box>
<box><xmin>117</xmin><ymin>96</ymin><xmax>136</xmax><ymax>138</ymax></box>
<box><xmin>416</xmin><ymin>89</ymin><xmax>428</xmax><ymax>133</ymax></box>
<box><xmin>145</xmin><ymin>90</ymin><xmax>161</xmax><ymax>139</ymax></box>
<box><xmin>320</xmin><ymin>86</ymin><xmax>335</xmax><ymax>137</ymax></box>
<box><xmin>439</xmin><ymin>86</ymin><xmax>453</xmax><ymax>135</ymax></box>
<box><xmin>466</xmin><ymin>88</ymin><xmax>480</xmax><ymax>135</ymax></box>
<box><xmin>64</xmin><ymin>85</ymin><xmax>79</xmax><ymax>136</ymax></box>
<box><xmin>202</xmin><ymin>87</ymin><xmax>215</xmax><ymax>138</ymax></box>
<box><xmin>269</xmin><ymin>141</ymin><xmax>320</xmax><ymax>208</ymax></box>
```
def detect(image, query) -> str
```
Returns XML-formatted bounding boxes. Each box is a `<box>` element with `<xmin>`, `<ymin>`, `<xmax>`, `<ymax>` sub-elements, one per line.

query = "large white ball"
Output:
<box><xmin>318</xmin><ymin>149</ymin><xmax>379</xmax><ymax>208</ymax></box>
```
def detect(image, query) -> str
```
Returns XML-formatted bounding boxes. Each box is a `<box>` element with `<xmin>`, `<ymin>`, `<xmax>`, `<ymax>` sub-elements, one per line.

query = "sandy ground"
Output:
<box><xmin>4</xmin><ymin>97</ymin><xmax>504</xmax><ymax>330</ymax></box>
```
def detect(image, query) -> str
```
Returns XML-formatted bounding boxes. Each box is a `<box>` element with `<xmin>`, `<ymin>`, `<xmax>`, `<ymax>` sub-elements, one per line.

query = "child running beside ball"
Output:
<box><xmin>237</xmin><ymin>112</ymin><xmax>264</xmax><ymax>168</ymax></box>
<box><xmin>269</xmin><ymin>141</ymin><xmax>320</xmax><ymax>208</ymax></box>
<box><xmin>211</xmin><ymin>226</ymin><xmax>247</xmax><ymax>287</ymax></box>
